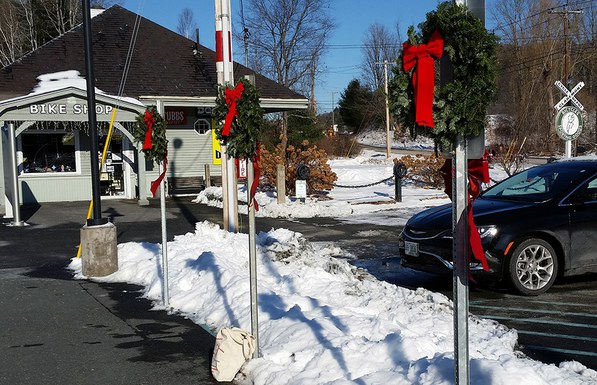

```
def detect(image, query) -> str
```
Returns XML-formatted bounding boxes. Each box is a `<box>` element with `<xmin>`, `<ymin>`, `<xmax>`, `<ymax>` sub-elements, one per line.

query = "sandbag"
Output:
<box><xmin>211</xmin><ymin>327</ymin><xmax>256</xmax><ymax>382</ymax></box>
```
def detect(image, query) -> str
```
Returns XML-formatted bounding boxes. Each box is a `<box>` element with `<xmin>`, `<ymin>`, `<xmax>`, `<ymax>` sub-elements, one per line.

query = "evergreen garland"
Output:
<box><xmin>133</xmin><ymin>106</ymin><xmax>168</xmax><ymax>163</ymax></box>
<box><xmin>213</xmin><ymin>78</ymin><xmax>265</xmax><ymax>159</ymax></box>
<box><xmin>389</xmin><ymin>1</ymin><xmax>499</xmax><ymax>150</ymax></box>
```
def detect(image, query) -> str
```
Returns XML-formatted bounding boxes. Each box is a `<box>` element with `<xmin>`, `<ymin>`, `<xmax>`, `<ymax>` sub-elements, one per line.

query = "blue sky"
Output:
<box><xmin>120</xmin><ymin>1</ymin><xmax>470</xmax><ymax>112</ymax></box>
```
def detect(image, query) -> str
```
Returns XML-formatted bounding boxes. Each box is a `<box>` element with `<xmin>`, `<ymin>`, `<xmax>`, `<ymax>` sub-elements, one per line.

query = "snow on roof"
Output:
<box><xmin>33</xmin><ymin>70</ymin><xmax>104</xmax><ymax>94</ymax></box>
<box><xmin>30</xmin><ymin>70</ymin><xmax>142</xmax><ymax>106</ymax></box>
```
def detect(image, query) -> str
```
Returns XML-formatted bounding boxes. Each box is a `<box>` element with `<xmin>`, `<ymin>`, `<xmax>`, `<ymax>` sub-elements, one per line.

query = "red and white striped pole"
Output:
<box><xmin>215</xmin><ymin>0</ymin><xmax>238</xmax><ymax>232</ymax></box>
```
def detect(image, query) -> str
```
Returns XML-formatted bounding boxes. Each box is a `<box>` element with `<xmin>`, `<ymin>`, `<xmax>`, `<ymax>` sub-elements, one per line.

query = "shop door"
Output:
<box><xmin>99</xmin><ymin>135</ymin><xmax>125</xmax><ymax>197</ymax></box>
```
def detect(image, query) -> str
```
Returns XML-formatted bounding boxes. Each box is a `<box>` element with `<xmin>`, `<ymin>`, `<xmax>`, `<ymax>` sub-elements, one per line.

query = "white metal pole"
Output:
<box><xmin>160</xmin><ymin>160</ymin><xmax>169</xmax><ymax>307</ymax></box>
<box><xmin>384</xmin><ymin>61</ymin><xmax>391</xmax><ymax>159</ymax></box>
<box><xmin>565</xmin><ymin>140</ymin><xmax>572</xmax><ymax>158</ymax></box>
<box><xmin>247</xmin><ymin>160</ymin><xmax>259</xmax><ymax>358</ymax></box>
<box><xmin>156</xmin><ymin>101</ymin><xmax>169</xmax><ymax>307</ymax></box>
<box><xmin>453</xmin><ymin>135</ymin><xmax>469</xmax><ymax>385</ymax></box>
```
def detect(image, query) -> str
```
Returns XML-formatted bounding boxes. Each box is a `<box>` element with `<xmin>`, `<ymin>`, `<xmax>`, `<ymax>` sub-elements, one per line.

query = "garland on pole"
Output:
<box><xmin>213</xmin><ymin>77</ymin><xmax>265</xmax><ymax>209</ymax></box>
<box><xmin>389</xmin><ymin>1</ymin><xmax>499</xmax><ymax>150</ymax></box>
<box><xmin>133</xmin><ymin>106</ymin><xmax>169</xmax><ymax>196</ymax></box>
<box><xmin>390</xmin><ymin>1</ymin><xmax>498</xmax><ymax>272</ymax></box>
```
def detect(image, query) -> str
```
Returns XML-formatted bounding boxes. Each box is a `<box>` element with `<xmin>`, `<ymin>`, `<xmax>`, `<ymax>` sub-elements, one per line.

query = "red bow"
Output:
<box><xmin>249</xmin><ymin>149</ymin><xmax>260</xmax><ymax>211</ymax></box>
<box><xmin>150</xmin><ymin>151</ymin><xmax>168</xmax><ymax>197</ymax></box>
<box><xmin>143</xmin><ymin>110</ymin><xmax>155</xmax><ymax>151</ymax></box>
<box><xmin>403</xmin><ymin>30</ymin><xmax>444</xmax><ymax>128</ymax></box>
<box><xmin>222</xmin><ymin>82</ymin><xmax>245</xmax><ymax>137</ymax></box>
<box><xmin>440</xmin><ymin>155</ymin><xmax>490</xmax><ymax>272</ymax></box>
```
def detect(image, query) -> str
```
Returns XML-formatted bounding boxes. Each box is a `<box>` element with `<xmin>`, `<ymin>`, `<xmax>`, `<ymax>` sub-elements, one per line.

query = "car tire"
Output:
<box><xmin>506</xmin><ymin>238</ymin><xmax>558</xmax><ymax>296</ymax></box>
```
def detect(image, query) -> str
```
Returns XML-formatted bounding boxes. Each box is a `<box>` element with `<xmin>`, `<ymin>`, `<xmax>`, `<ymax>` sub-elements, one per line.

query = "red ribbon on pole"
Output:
<box><xmin>440</xmin><ymin>154</ymin><xmax>490</xmax><ymax>272</ymax></box>
<box><xmin>222</xmin><ymin>82</ymin><xmax>245</xmax><ymax>137</ymax></box>
<box><xmin>249</xmin><ymin>149</ymin><xmax>260</xmax><ymax>211</ymax></box>
<box><xmin>402</xmin><ymin>30</ymin><xmax>444</xmax><ymax>128</ymax></box>
<box><xmin>150</xmin><ymin>151</ymin><xmax>168</xmax><ymax>197</ymax></box>
<box><xmin>143</xmin><ymin>110</ymin><xmax>155</xmax><ymax>151</ymax></box>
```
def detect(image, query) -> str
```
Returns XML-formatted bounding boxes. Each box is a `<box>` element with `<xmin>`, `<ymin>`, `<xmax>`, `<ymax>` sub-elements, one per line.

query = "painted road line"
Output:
<box><xmin>470</xmin><ymin>304</ymin><xmax>597</xmax><ymax>319</ymax></box>
<box><xmin>484</xmin><ymin>315</ymin><xmax>597</xmax><ymax>330</ymax></box>
<box><xmin>471</xmin><ymin>299</ymin><xmax>597</xmax><ymax>309</ymax></box>
<box><xmin>517</xmin><ymin>329</ymin><xmax>597</xmax><ymax>343</ymax></box>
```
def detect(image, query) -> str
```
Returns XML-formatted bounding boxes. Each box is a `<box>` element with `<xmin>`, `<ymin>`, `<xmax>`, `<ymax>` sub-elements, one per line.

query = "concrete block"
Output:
<box><xmin>81</xmin><ymin>222</ymin><xmax>118</xmax><ymax>277</ymax></box>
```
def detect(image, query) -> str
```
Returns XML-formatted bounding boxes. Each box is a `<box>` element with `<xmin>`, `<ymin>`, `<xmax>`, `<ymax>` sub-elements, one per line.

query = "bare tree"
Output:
<box><xmin>360</xmin><ymin>22</ymin><xmax>401</xmax><ymax>91</ymax></box>
<box><xmin>16</xmin><ymin>0</ymin><xmax>38</xmax><ymax>53</ymax></box>
<box><xmin>490</xmin><ymin>0</ymin><xmax>596</xmax><ymax>155</ymax></box>
<box><xmin>91</xmin><ymin>0</ymin><xmax>124</xmax><ymax>8</ymax></box>
<box><xmin>0</xmin><ymin>0</ymin><xmax>23</xmax><ymax>66</ymax></box>
<box><xmin>38</xmin><ymin>0</ymin><xmax>81</xmax><ymax>37</ymax></box>
<box><xmin>177</xmin><ymin>8</ymin><xmax>197</xmax><ymax>39</ymax></box>
<box><xmin>242</xmin><ymin>0</ymin><xmax>335</xmax><ymax>151</ymax></box>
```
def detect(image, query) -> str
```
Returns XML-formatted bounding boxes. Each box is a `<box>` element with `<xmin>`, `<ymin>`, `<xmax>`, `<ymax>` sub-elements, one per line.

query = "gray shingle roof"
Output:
<box><xmin>0</xmin><ymin>5</ymin><xmax>306</xmax><ymax>102</ymax></box>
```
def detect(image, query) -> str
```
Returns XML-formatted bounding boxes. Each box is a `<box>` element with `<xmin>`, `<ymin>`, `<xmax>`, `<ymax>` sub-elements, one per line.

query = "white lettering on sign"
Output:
<box><xmin>29</xmin><ymin>103</ymin><xmax>114</xmax><ymax>115</ymax></box>
<box><xmin>165</xmin><ymin>109</ymin><xmax>186</xmax><ymax>125</ymax></box>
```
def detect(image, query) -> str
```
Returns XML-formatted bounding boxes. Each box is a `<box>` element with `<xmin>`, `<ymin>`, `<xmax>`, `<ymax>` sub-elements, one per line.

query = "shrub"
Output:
<box><xmin>316</xmin><ymin>134</ymin><xmax>361</xmax><ymax>158</ymax></box>
<box><xmin>259</xmin><ymin>141</ymin><xmax>337</xmax><ymax>195</ymax></box>
<box><xmin>399</xmin><ymin>153</ymin><xmax>446</xmax><ymax>189</ymax></box>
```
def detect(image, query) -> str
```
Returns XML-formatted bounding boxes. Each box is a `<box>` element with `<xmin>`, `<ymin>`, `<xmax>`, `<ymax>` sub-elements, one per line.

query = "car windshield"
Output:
<box><xmin>481</xmin><ymin>164</ymin><xmax>583</xmax><ymax>202</ymax></box>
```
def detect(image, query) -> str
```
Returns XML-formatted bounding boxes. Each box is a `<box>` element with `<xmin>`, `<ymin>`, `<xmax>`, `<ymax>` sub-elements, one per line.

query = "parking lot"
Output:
<box><xmin>2</xmin><ymin>198</ymin><xmax>596</xmax><ymax>375</ymax></box>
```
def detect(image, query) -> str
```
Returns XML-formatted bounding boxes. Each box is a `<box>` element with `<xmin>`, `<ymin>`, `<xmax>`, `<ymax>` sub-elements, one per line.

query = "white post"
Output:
<box><xmin>8</xmin><ymin>123</ymin><xmax>23</xmax><ymax>226</ymax></box>
<box><xmin>384</xmin><ymin>61</ymin><xmax>391</xmax><ymax>159</ymax></box>
<box><xmin>215</xmin><ymin>0</ymin><xmax>238</xmax><ymax>232</ymax></box>
<box><xmin>565</xmin><ymin>140</ymin><xmax>572</xmax><ymax>158</ymax></box>
<box><xmin>453</xmin><ymin>135</ymin><xmax>469</xmax><ymax>385</ymax></box>
<box><xmin>160</xmin><ymin>160</ymin><xmax>169</xmax><ymax>307</ymax></box>
<box><xmin>156</xmin><ymin>100</ymin><xmax>169</xmax><ymax>307</ymax></box>
<box><xmin>247</xmin><ymin>160</ymin><xmax>259</xmax><ymax>358</ymax></box>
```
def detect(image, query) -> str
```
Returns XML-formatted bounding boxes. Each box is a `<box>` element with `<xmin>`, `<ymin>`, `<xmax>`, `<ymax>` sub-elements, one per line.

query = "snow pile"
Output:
<box><xmin>69</xmin><ymin>222</ymin><xmax>597</xmax><ymax>385</ymax></box>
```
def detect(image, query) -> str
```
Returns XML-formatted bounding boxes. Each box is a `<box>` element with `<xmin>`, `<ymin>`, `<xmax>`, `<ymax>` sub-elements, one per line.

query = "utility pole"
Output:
<box><xmin>376</xmin><ymin>61</ymin><xmax>393</xmax><ymax>158</ymax></box>
<box><xmin>331</xmin><ymin>91</ymin><xmax>337</xmax><ymax>135</ymax></box>
<box><xmin>549</xmin><ymin>7</ymin><xmax>583</xmax><ymax>86</ymax></box>
<box><xmin>243</xmin><ymin>27</ymin><xmax>250</xmax><ymax>66</ymax></box>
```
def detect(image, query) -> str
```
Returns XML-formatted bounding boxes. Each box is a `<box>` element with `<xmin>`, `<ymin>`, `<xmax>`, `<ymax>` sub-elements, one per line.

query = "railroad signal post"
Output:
<box><xmin>553</xmin><ymin>81</ymin><xmax>585</xmax><ymax>158</ymax></box>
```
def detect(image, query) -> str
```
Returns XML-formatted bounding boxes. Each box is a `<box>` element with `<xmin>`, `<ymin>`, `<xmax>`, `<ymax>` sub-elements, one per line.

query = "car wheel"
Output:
<box><xmin>506</xmin><ymin>238</ymin><xmax>558</xmax><ymax>296</ymax></box>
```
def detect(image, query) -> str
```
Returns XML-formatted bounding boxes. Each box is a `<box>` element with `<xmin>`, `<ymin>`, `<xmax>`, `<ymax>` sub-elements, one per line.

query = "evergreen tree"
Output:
<box><xmin>338</xmin><ymin>79</ymin><xmax>375</xmax><ymax>132</ymax></box>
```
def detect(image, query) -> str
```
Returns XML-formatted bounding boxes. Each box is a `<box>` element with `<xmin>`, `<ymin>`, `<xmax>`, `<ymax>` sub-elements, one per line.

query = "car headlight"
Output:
<box><xmin>478</xmin><ymin>226</ymin><xmax>498</xmax><ymax>239</ymax></box>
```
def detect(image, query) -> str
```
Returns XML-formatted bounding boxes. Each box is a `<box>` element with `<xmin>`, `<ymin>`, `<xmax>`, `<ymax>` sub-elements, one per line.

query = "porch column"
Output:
<box><xmin>137</xmin><ymin>148</ymin><xmax>149</xmax><ymax>205</ymax></box>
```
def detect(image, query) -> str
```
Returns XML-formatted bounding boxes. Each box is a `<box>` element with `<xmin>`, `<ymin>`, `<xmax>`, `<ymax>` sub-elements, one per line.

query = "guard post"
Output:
<box><xmin>393</xmin><ymin>160</ymin><xmax>407</xmax><ymax>202</ymax></box>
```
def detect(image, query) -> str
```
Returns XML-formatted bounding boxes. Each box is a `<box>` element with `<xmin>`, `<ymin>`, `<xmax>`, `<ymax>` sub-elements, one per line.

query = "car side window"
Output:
<box><xmin>567</xmin><ymin>176</ymin><xmax>597</xmax><ymax>204</ymax></box>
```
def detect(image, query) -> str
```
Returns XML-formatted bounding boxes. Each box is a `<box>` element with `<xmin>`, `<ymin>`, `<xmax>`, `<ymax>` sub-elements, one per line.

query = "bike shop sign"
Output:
<box><xmin>29</xmin><ymin>102</ymin><xmax>115</xmax><ymax>116</ymax></box>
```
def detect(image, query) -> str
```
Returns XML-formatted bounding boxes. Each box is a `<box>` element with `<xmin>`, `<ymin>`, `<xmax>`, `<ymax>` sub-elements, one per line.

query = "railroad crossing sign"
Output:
<box><xmin>554</xmin><ymin>81</ymin><xmax>585</xmax><ymax>111</ymax></box>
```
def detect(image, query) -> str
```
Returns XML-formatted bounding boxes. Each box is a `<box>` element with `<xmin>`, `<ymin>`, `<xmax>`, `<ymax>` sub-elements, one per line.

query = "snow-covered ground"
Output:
<box><xmin>69</xmin><ymin>138</ymin><xmax>597</xmax><ymax>385</ymax></box>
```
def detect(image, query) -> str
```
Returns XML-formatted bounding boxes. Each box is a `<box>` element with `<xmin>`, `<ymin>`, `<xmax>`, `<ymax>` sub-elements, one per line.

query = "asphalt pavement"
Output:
<box><xmin>0</xmin><ymin>198</ymin><xmax>227</xmax><ymax>385</ymax></box>
<box><xmin>0</xmin><ymin>196</ymin><xmax>402</xmax><ymax>385</ymax></box>
<box><xmin>2</xmin><ymin>196</ymin><xmax>596</xmax><ymax>381</ymax></box>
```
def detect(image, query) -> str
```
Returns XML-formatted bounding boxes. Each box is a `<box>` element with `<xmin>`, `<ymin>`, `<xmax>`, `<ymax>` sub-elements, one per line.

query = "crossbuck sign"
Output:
<box><xmin>554</xmin><ymin>81</ymin><xmax>585</xmax><ymax>111</ymax></box>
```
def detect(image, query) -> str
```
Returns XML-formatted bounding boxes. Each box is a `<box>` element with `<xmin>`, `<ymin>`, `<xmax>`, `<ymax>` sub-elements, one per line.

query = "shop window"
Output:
<box><xmin>21</xmin><ymin>132</ymin><xmax>77</xmax><ymax>173</ymax></box>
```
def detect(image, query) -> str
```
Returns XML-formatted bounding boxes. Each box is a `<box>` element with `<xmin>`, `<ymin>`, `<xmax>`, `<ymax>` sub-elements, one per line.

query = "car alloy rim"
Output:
<box><xmin>515</xmin><ymin>244</ymin><xmax>555</xmax><ymax>291</ymax></box>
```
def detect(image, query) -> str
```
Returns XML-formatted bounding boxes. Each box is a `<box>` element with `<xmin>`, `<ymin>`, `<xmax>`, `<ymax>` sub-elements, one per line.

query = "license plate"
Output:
<box><xmin>404</xmin><ymin>241</ymin><xmax>419</xmax><ymax>257</ymax></box>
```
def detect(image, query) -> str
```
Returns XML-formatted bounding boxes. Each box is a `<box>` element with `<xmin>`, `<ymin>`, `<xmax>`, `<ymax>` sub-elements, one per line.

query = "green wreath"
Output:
<box><xmin>213</xmin><ymin>77</ymin><xmax>265</xmax><ymax>159</ymax></box>
<box><xmin>133</xmin><ymin>106</ymin><xmax>168</xmax><ymax>163</ymax></box>
<box><xmin>389</xmin><ymin>1</ymin><xmax>499</xmax><ymax>150</ymax></box>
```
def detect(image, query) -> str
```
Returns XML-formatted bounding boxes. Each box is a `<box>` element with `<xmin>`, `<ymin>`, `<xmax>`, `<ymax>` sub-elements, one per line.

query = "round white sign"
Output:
<box><xmin>555</xmin><ymin>106</ymin><xmax>583</xmax><ymax>141</ymax></box>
